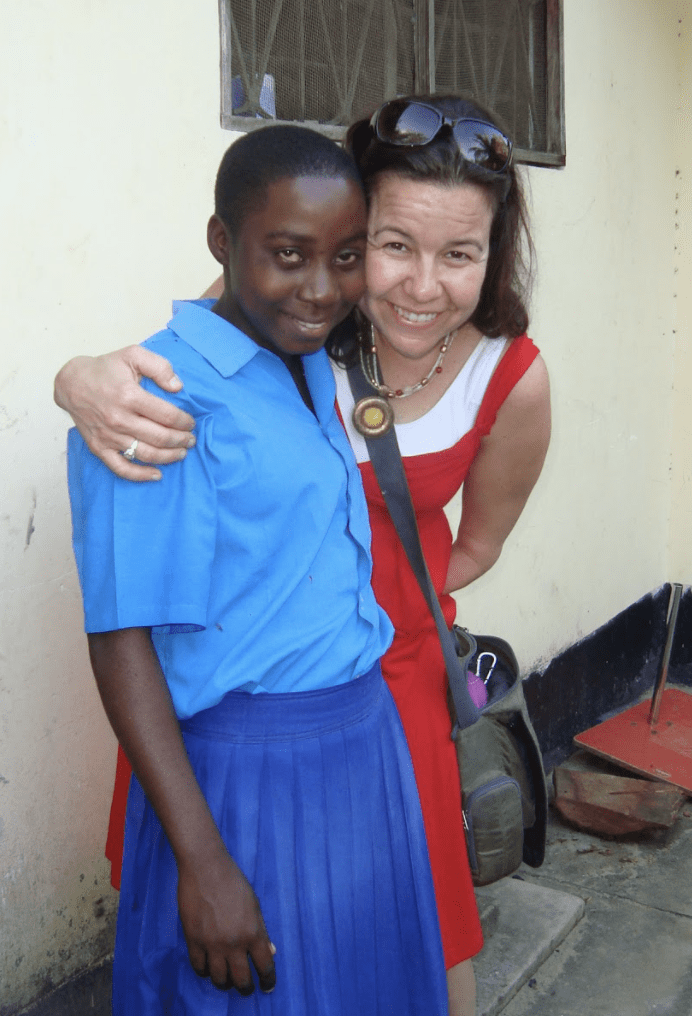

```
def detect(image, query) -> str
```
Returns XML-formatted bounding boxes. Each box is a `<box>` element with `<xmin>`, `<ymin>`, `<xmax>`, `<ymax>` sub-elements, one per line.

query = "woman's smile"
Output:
<box><xmin>391</xmin><ymin>305</ymin><xmax>441</xmax><ymax>325</ymax></box>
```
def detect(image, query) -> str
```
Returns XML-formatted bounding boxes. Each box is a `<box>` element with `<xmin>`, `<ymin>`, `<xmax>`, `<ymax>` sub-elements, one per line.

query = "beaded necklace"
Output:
<box><xmin>359</xmin><ymin>322</ymin><xmax>456</xmax><ymax>399</ymax></box>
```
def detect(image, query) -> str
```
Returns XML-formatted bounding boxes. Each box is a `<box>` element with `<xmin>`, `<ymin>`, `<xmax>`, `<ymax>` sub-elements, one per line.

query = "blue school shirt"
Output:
<box><xmin>68</xmin><ymin>300</ymin><xmax>393</xmax><ymax>719</ymax></box>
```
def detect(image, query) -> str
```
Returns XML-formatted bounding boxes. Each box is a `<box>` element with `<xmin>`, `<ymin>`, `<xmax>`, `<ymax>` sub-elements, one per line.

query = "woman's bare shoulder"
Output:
<box><xmin>502</xmin><ymin>349</ymin><xmax>550</xmax><ymax>413</ymax></box>
<box><xmin>484</xmin><ymin>350</ymin><xmax>550</xmax><ymax>458</ymax></box>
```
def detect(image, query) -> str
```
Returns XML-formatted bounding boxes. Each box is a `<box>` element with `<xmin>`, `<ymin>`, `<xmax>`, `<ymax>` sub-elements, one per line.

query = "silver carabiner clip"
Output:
<box><xmin>476</xmin><ymin>652</ymin><xmax>497</xmax><ymax>685</ymax></box>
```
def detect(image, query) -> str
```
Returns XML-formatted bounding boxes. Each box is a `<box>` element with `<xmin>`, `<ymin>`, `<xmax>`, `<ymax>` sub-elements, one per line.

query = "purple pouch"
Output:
<box><xmin>467</xmin><ymin>671</ymin><xmax>488</xmax><ymax>709</ymax></box>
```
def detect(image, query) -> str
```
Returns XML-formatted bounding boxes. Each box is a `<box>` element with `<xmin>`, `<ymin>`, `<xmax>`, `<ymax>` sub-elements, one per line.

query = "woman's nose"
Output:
<box><xmin>403</xmin><ymin>258</ymin><xmax>442</xmax><ymax>302</ymax></box>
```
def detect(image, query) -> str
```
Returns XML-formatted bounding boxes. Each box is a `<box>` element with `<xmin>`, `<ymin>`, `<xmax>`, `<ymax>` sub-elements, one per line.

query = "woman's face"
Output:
<box><xmin>360</xmin><ymin>173</ymin><xmax>495</xmax><ymax>360</ymax></box>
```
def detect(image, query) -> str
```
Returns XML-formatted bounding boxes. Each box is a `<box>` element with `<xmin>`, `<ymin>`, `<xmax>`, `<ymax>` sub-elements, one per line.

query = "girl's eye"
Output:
<box><xmin>335</xmin><ymin>249</ymin><xmax>363</xmax><ymax>266</ymax></box>
<box><xmin>446</xmin><ymin>250</ymin><xmax>472</xmax><ymax>262</ymax></box>
<box><xmin>276</xmin><ymin>249</ymin><xmax>303</xmax><ymax>265</ymax></box>
<box><xmin>384</xmin><ymin>241</ymin><xmax>409</xmax><ymax>253</ymax></box>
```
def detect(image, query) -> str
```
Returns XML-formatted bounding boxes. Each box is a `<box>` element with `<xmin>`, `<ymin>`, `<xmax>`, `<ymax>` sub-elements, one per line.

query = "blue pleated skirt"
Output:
<box><xmin>113</xmin><ymin>663</ymin><xmax>448</xmax><ymax>1015</ymax></box>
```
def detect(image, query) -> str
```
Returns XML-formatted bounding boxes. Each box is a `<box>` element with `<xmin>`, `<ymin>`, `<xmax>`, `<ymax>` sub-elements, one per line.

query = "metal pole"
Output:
<box><xmin>648</xmin><ymin>583</ymin><xmax>683</xmax><ymax>726</ymax></box>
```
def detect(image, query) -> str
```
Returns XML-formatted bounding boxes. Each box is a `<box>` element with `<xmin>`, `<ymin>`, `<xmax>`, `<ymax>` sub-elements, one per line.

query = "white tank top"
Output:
<box><xmin>333</xmin><ymin>336</ymin><xmax>508</xmax><ymax>463</ymax></box>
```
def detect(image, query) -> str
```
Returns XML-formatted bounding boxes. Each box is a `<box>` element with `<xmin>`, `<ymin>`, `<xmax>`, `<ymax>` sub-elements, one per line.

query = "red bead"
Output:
<box><xmin>435</xmin><ymin>366</ymin><xmax>443</xmax><ymax>373</ymax></box>
<box><xmin>395</xmin><ymin>390</ymin><xmax>404</xmax><ymax>397</ymax></box>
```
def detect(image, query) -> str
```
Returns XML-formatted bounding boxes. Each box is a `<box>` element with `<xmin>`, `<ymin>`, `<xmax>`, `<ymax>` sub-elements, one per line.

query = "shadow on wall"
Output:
<box><xmin>524</xmin><ymin>584</ymin><xmax>692</xmax><ymax>770</ymax></box>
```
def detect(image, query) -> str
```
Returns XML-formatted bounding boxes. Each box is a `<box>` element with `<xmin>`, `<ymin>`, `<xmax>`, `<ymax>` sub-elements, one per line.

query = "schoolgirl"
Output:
<box><xmin>68</xmin><ymin>126</ymin><xmax>447</xmax><ymax>1015</ymax></box>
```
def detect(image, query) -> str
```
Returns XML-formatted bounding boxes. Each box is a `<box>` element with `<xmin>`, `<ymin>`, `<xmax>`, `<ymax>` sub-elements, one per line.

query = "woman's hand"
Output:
<box><xmin>54</xmin><ymin>346</ymin><xmax>196</xmax><ymax>481</ymax></box>
<box><xmin>178</xmin><ymin>843</ymin><xmax>276</xmax><ymax>995</ymax></box>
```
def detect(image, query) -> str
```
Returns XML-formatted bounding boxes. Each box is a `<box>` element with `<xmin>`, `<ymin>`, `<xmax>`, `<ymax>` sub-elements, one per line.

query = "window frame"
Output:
<box><xmin>219</xmin><ymin>0</ymin><xmax>565</xmax><ymax>167</ymax></box>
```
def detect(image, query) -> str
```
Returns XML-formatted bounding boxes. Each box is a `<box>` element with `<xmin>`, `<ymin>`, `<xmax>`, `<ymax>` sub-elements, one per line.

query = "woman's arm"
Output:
<box><xmin>53</xmin><ymin>276</ymin><xmax>225</xmax><ymax>482</ymax></box>
<box><xmin>200</xmin><ymin>274</ymin><xmax>224</xmax><ymax>300</ymax></box>
<box><xmin>88</xmin><ymin>627</ymin><xmax>276</xmax><ymax>995</ymax></box>
<box><xmin>443</xmin><ymin>354</ymin><xmax>551</xmax><ymax>594</ymax></box>
<box><xmin>54</xmin><ymin>348</ymin><xmax>197</xmax><ymax>481</ymax></box>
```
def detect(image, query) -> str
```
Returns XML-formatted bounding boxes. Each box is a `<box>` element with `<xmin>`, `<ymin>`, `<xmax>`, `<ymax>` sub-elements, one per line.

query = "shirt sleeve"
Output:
<box><xmin>67</xmin><ymin>353</ymin><xmax>218</xmax><ymax>635</ymax></box>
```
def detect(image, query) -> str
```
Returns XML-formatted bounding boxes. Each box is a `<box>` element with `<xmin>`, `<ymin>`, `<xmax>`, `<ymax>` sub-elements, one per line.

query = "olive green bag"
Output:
<box><xmin>347</xmin><ymin>362</ymin><xmax>547</xmax><ymax>886</ymax></box>
<box><xmin>449</xmin><ymin>628</ymin><xmax>547</xmax><ymax>885</ymax></box>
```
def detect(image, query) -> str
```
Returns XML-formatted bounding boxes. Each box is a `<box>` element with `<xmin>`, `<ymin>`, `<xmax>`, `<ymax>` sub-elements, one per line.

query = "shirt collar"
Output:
<box><xmin>168</xmin><ymin>299</ymin><xmax>260</xmax><ymax>378</ymax></box>
<box><xmin>168</xmin><ymin>300</ymin><xmax>336</xmax><ymax>425</ymax></box>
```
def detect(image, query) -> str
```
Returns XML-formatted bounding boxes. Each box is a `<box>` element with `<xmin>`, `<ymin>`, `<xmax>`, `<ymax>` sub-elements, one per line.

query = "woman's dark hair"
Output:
<box><xmin>343</xmin><ymin>93</ymin><xmax>534</xmax><ymax>341</ymax></box>
<box><xmin>215</xmin><ymin>124</ymin><xmax>364</xmax><ymax>239</ymax></box>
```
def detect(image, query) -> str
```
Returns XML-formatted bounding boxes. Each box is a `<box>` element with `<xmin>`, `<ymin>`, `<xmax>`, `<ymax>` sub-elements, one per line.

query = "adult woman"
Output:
<box><xmin>56</xmin><ymin>94</ymin><xmax>551</xmax><ymax>1016</ymax></box>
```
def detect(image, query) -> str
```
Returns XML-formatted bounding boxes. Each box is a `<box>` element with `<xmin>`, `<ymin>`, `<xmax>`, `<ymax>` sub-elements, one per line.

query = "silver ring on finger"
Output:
<box><xmin>122</xmin><ymin>438</ymin><xmax>139</xmax><ymax>461</ymax></box>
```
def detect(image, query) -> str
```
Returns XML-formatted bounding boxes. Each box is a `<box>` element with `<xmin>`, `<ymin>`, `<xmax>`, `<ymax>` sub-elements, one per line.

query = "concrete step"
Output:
<box><xmin>14</xmin><ymin>959</ymin><xmax>112</xmax><ymax>1016</ymax></box>
<box><xmin>474</xmin><ymin>877</ymin><xmax>585</xmax><ymax>1016</ymax></box>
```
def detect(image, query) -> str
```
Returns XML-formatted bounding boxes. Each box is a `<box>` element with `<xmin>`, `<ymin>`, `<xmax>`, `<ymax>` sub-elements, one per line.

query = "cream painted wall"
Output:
<box><xmin>670</xmin><ymin>8</ymin><xmax>692</xmax><ymax>577</ymax></box>
<box><xmin>452</xmin><ymin>0</ymin><xmax>689</xmax><ymax>663</ymax></box>
<box><xmin>0</xmin><ymin>1</ymin><xmax>688</xmax><ymax>1009</ymax></box>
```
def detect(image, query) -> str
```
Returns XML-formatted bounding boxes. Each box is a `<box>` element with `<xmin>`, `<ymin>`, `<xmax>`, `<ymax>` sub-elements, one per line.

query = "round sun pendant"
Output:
<box><xmin>352</xmin><ymin>396</ymin><xmax>395</xmax><ymax>437</ymax></box>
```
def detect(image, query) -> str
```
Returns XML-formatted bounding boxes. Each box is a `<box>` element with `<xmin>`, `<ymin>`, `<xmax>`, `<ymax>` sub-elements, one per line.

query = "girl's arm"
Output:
<box><xmin>443</xmin><ymin>354</ymin><xmax>551</xmax><ymax>594</ymax></box>
<box><xmin>88</xmin><ymin>627</ymin><xmax>276</xmax><ymax>996</ymax></box>
<box><xmin>53</xmin><ymin>276</ymin><xmax>225</xmax><ymax>482</ymax></box>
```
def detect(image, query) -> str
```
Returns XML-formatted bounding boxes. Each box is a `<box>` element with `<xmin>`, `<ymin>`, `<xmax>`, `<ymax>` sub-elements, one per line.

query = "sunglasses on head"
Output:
<box><xmin>369</xmin><ymin>99</ymin><xmax>513</xmax><ymax>174</ymax></box>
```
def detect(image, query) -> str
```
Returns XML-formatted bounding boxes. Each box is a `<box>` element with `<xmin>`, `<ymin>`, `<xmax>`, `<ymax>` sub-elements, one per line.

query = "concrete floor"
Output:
<box><xmin>494</xmin><ymin>802</ymin><xmax>692</xmax><ymax>1016</ymax></box>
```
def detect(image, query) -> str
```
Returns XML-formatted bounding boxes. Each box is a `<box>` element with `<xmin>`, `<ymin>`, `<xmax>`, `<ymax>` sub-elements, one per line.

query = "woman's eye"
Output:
<box><xmin>384</xmin><ymin>241</ymin><xmax>408</xmax><ymax>253</ymax></box>
<box><xmin>447</xmin><ymin>250</ymin><xmax>471</xmax><ymax>262</ymax></box>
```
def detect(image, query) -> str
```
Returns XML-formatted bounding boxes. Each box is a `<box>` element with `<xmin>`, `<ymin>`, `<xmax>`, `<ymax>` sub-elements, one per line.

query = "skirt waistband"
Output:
<box><xmin>180</xmin><ymin>661</ymin><xmax>384</xmax><ymax>742</ymax></box>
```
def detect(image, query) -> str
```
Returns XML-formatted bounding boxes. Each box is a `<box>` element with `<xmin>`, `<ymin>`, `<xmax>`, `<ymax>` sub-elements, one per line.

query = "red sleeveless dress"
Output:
<box><xmin>346</xmin><ymin>334</ymin><xmax>539</xmax><ymax>967</ymax></box>
<box><xmin>105</xmin><ymin>334</ymin><xmax>539</xmax><ymax>970</ymax></box>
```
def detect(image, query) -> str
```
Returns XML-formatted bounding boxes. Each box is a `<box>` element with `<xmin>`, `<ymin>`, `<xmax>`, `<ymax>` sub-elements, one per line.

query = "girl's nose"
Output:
<box><xmin>300</xmin><ymin>263</ymin><xmax>338</xmax><ymax>305</ymax></box>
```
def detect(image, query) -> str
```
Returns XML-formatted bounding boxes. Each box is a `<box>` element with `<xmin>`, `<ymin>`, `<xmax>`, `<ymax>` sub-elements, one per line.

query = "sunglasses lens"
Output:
<box><xmin>376</xmin><ymin>101</ymin><xmax>441</xmax><ymax>146</ymax></box>
<box><xmin>372</xmin><ymin>104</ymin><xmax>512</xmax><ymax>172</ymax></box>
<box><xmin>452</xmin><ymin>120</ymin><xmax>511</xmax><ymax>171</ymax></box>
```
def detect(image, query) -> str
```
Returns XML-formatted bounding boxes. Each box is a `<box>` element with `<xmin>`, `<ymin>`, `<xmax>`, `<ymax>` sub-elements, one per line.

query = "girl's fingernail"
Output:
<box><xmin>270</xmin><ymin>942</ymin><xmax>277</xmax><ymax>955</ymax></box>
<box><xmin>150</xmin><ymin>471</ymin><xmax>162</xmax><ymax>481</ymax></box>
<box><xmin>171</xmin><ymin>374</ymin><xmax>183</xmax><ymax>388</ymax></box>
<box><xmin>186</xmin><ymin>434</ymin><xmax>196</xmax><ymax>448</ymax></box>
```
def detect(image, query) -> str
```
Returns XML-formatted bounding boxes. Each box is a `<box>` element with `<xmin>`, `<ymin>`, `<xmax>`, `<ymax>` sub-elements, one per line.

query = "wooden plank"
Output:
<box><xmin>413</xmin><ymin>0</ymin><xmax>434</xmax><ymax>92</ymax></box>
<box><xmin>545</xmin><ymin>0</ymin><xmax>566</xmax><ymax>161</ymax></box>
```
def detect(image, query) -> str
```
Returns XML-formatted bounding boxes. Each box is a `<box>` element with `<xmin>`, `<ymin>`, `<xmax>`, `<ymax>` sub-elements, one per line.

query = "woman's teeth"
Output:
<box><xmin>394</xmin><ymin>305</ymin><xmax>439</xmax><ymax>324</ymax></box>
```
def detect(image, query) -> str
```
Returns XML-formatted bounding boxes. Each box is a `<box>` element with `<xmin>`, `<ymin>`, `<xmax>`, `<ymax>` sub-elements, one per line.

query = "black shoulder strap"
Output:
<box><xmin>346</xmin><ymin>362</ymin><xmax>480</xmax><ymax>730</ymax></box>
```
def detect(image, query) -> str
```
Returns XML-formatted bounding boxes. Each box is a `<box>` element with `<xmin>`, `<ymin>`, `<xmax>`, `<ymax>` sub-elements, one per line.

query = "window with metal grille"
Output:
<box><xmin>219</xmin><ymin>0</ymin><xmax>564</xmax><ymax>167</ymax></box>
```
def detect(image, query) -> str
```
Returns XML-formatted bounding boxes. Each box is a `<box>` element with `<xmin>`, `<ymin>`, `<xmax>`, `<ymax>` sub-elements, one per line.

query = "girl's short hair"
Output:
<box><xmin>345</xmin><ymin>94</ymin><xmax>534</xmax><ymax>339</ymax></box>
<box><xmin>215</xmin><ymin>125</ymin><xmax>364</xmax><ymax>239</ymax></box>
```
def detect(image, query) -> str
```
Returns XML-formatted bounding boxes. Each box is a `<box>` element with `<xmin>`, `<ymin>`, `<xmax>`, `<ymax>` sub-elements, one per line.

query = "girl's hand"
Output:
<box><xmin>54</xmin><ymin>346</ymin><xmax>196</xmax><ymax>481</ymax></box>
<box><xmin>86</xmin><ymin>628</ymin><xmax>277</xmax><ymax>995</ymax></box>
<box><xmin>177</xmin><ymin>844</ymin><xmax>277</xmax><ymax>996</ymax></box>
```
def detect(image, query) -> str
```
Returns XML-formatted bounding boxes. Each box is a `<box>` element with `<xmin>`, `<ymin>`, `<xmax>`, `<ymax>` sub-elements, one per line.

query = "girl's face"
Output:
<box><xmin>218</xmin><ymin>175</ymin><xmax>367</xmax><ymax>358</ymax></box>
<box><xmin>360</xmin><ymin>173</ymin><xmax>495</xmax><ymax>360</ymax></box>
